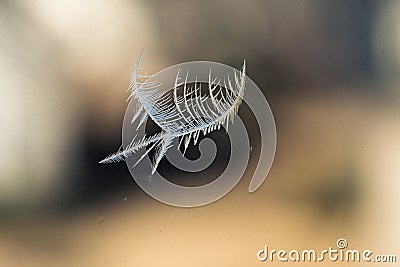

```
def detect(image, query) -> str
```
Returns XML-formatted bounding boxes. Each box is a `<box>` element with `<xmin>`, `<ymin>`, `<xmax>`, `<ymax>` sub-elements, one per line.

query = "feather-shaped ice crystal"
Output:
<box><xmin>99</xmin><ymin>51</ymin><xmax>246</xmax><ymax>174</ymax></box>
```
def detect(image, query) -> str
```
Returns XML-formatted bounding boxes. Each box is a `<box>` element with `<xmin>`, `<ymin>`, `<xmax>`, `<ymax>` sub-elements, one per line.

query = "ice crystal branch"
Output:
<box><xmin>100</xmin><ymin>51</ymin><xmax>246</xmax><ymax>173</ymax></box>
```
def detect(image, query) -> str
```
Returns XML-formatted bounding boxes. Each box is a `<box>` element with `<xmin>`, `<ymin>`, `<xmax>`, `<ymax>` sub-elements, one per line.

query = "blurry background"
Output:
<box><xmin>0</xmin><ymin>0</ymin><xmax>399</xmax><ymax>266</ymax></box>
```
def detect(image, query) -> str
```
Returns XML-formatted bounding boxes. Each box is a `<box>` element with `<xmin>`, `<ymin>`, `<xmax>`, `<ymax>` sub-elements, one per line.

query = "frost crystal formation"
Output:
<box><xmin>100</xmin><ymin>51</ymin><xmax>246</xmax><ymax>174</ymax></box>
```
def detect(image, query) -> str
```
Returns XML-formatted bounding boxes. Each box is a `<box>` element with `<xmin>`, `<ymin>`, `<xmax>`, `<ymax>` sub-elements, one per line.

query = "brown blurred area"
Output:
<box><xmin>0</xmin><ymin>0</ymin><xmax>399</xmax><ymax>266</ymax></box>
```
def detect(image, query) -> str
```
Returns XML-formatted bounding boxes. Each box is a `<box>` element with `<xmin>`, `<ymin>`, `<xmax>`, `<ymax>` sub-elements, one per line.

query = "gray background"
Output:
<box><xmin>0</xmin><ymin>0</ymin><xmax>399</xmax><ymax>266</ymax></box>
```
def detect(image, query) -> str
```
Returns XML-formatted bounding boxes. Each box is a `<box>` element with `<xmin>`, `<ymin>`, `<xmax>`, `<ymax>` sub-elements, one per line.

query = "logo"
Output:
<box><xmin>257</xmin><ymin>238</ymin><xmax>397</xmax><ymax>263</ymax></box>
<box><xmin>100</xmin><ymin>51</ymin><xmax>276</xmax><ymax>207</ymax></box>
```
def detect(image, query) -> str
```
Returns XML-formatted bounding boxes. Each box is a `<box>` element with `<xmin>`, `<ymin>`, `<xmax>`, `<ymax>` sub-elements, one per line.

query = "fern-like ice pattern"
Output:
<box><xmin>99</xmin><ymin>51</ymin><xmax>246</xmax><ymax>174</ymax></box>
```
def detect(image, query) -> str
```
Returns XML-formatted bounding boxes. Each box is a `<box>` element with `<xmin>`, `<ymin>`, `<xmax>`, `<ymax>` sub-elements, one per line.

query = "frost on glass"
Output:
<box><xmin>99</xmin><ymin>51</ymin><xmax>246</xmax><ymax>174</ymax></box>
